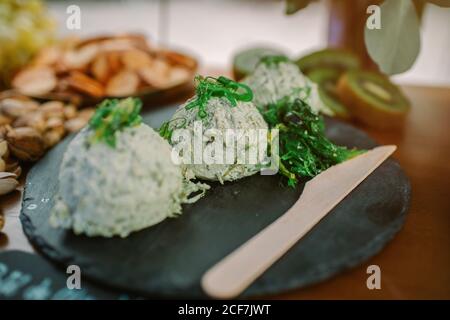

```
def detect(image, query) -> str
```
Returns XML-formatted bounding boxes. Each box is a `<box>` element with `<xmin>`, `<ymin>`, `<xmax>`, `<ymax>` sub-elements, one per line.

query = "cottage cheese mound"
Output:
<box><xmin>243</xmin><ymin>60</ymin><xmax>332</xmax><ymax>115</ymax></box>
<box><xmin>49</xmin><ymin>124</ymin><xmax>206</xmax><ymax>238</ymax></box>
<box><xmin>168</xmin><ymin>97</ymin><xmax>268</xmax><ymax>183</ymax></box>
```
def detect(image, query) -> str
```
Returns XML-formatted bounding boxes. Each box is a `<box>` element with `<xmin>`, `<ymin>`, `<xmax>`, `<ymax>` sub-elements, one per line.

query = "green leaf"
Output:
<box><xmin>426</xmin><ymin>0</ymin><xmax>450</xmax><ymax>7</ymax></box>
<box><xmin>365</xmin><ymin>0</ymin><xmax>421</xmax><ymax>75</ymax></box>
<box><xmin>285</xmin><ymin>0</ymin><xmax>316</xmax><ymax>15</ymax></box>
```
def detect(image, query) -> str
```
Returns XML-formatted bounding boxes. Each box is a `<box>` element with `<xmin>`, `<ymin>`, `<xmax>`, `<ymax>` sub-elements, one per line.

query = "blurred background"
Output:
<box><xmin>1</xmin><ymin>1</ymin><xmax>449</xmax><ymax>300</ymax></box>
<box><xmin>44</xmin><ymin>0</ymin><xmax>450</xmax><ymax>86</ymax></box>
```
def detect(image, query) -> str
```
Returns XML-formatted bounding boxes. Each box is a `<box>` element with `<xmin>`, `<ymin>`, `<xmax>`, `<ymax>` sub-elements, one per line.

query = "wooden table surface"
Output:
<box><xmin>1</xmin><ymin>84</ymin><xmax>449</xmax><ymax>299</ymax></box>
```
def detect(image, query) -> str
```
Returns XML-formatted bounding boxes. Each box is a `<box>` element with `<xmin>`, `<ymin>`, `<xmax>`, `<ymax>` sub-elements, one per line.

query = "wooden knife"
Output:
<box><xmin>202</xmin><ymin>145</ymin><xmax>397</xmax><ymax>299</ymax></box>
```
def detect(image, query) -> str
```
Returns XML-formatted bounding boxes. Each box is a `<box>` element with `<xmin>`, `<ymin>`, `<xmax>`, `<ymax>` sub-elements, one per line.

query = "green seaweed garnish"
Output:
<box><xmin>158</xmin><ymin>117</ymin><xmax>187</xmax><ymax>141</ymax></box>
<box><xmin>89</xmin><ymin>97</ymin><xmax>142</xmax><ymax>147</ymax></box>
<box><xmin>261</xmin><ymin>98</ymin><xmax>364</xmax><ymax>187</ymax></box>
<box><xmin>159</xmin><ymin>75</ymin><xmax>253</xmax><ymax>140</ymax></box>
<box><xmin>159</xmin><ymin>120</ymin><xmax>173</xmax><ymax>141</ymax></box>
<box><xmin>185</xmin><ymin>75</ymin><xmax>253</xmax><ymax>119</ymax></box>
<box><xmin>259</xmin><ymin>55</ymin><xmax>290</xmax><ymax>67</ymax></box>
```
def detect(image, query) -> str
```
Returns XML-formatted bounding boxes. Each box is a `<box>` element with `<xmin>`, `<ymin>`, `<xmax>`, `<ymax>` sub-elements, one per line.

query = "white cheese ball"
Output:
<box><xmin>243</xmin><ymin>60</ymin><xmax>332</xmax><ymax>115</ymax></box>
<box><xmin>49</xmin><ymin>124</ymin><xmax>201</xmax><ymax>238</ymax></box>
<box><xmin>168</xmin><ymin>97</ymin><xmax>268</xmax><ymax>183</ymax></box>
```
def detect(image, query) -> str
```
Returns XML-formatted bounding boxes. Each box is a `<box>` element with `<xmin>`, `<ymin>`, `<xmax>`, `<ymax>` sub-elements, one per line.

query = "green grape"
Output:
<box><xmin>0</xmin><ymin>0</ymin><xmax>55</xmax><ymax>88</ymax></box>
<box><xmin>0</xmin><ymin>4</ymin><xmax>12</xmax><ymax>19</ymax></box>
<box><xmin>24</xmin><ymin>0</ymin><xmax>43</xmax><ymax>14</ymax></box>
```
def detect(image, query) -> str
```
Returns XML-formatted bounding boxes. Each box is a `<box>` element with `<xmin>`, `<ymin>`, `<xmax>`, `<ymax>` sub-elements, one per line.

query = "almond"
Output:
<box><xmin>66</xmin><ymin>71</ymin><xmax>105</xmax><ymax>97</ymax></box>
<box><xmin>76</xmin><ymin>34</ymin><xmax>146</xmax><ymax>51</ymax></box>
<box><xmin>138</xmin><ymin>60</ymin><xmax>172</xmax><ymax>89</ymax></box>
<box><xmin>163</xmin><ymin>51</ymin><xmax>197</xmax><ymax>70</ymax></box>
<box><xmin>63</xmin><ymin>43</ymin><xmax>99</xmax><ymax>70</ymax></box>
<box><xmin>121</xmin><ymin>50</ymin><xmax>153</xmax><ymax>70</ymax></box>
<box><xmin>32</xmin><ymin>46</ymin><xmax>62</xmax><ymax>66</ymax></box>
<box><xmin>105</xmin><ymin>70</ymin><xmax>139</xmax><ymax>97</ymax></box>
<box><xmin>100</xmin><ymin>38</ymin><xmax>142</xmax><ymax>52</ymax></box>
<box><xmin>153</xmin><ymin>59</ymin><xmax>170</xmax><ymax>75</ymax></box>
<box><xmin>106</xmin><ymin>52</ymin><xmax>123</xmax><ymax>74</ymax></box>
<box><xmin>59</xmin><ymin>35</ymin><xmax>81</xmax><ymax>50</ymax></box>
<box><xmin>91</xmin><ymin>54</ymin><xmax>111</xmax><ymax>83</ymax></box>
<box><xmin>167</xmin><ymin>67</ymin><xmax>191</xmax><ymax>86</ymax></box>
<box><xmin>12</xmin><ymin>67</ymin><xmax>57</xmax><ymax>96</ymax></box>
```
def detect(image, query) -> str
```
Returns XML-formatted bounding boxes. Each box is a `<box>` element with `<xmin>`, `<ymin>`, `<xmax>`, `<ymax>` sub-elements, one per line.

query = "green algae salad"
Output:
<box><xmin>260</xmin><ymin>97</ymin><xmax>363</xmax><ymax>187</ymax></box>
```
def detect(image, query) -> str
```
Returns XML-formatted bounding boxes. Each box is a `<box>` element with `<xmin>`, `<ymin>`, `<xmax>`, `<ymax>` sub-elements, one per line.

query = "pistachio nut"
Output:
<box><xmin>6</xmin><ymin>127</ymin><xmax>46</xmax><ymax>162</ymax></box>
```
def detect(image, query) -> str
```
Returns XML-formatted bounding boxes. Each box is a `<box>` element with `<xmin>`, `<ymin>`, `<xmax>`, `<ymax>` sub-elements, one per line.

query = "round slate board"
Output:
<box><xmin>20</xmin><ymin>105</ymin><xmax>411</xmax><ymax>298</ymax></box>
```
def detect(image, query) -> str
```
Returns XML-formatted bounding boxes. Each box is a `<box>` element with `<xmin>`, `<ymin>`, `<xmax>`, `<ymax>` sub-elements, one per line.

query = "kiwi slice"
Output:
<box><xmin>307</xmin><ymin>68</ymin><xmax>351</xmax><ymax>119</ymax></box>
<box><xmin>233</xmin><ymin>47</ymin><xmax>285</xmax><ymax>80</ymax></box>
<box><xmin>337</xmin><ymin>70</ymin><xmax>410</xmax><ymax>129</ymax></box>
<box><xmin>296</xmin><ymin>48</ymin><xmax>360</xmax><ymax>76</ymax></box>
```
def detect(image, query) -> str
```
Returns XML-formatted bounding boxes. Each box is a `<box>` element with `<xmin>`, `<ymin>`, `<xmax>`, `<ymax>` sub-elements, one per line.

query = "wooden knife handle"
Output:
<box><xmin>201</xmin><ymin>201</ymin><xmax>313</xmax><ymax>299</ymax></box>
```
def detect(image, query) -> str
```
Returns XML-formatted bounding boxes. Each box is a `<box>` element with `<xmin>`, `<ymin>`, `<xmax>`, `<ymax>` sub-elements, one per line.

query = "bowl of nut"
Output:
<box><xmin>10</xmin><ymin>33</ymin><xmax>198</xmax><ymax>107</ymax></box>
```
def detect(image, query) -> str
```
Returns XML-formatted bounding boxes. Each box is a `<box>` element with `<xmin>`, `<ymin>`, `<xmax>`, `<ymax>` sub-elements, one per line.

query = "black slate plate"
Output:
<box><xmin>20</xmin><ymin>105</ymin><xmax>411</xmax><ymax>299</ymax></box>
